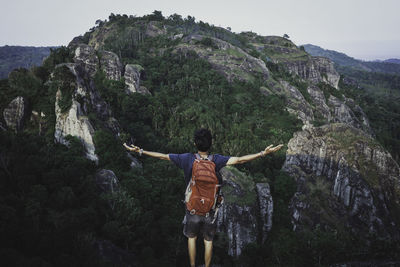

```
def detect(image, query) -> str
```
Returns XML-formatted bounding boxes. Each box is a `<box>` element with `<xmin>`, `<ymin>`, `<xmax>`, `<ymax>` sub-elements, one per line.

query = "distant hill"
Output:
<box><xmin>384</xmin><ymin>58</ymin><xmax>400</xmax><ymax>64</ymax></box>
<box><xmin>303</xmin><ymin>44</ymin><xmax>400</xmax><ymax>75</ymax></box>
<box><xmin>0</xmin><ymin>46</ymin><xmax>56</xmax><ymax>79</ymax></box>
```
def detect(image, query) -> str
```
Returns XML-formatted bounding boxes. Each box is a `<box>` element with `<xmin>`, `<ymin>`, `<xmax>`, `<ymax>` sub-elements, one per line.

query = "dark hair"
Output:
<box><xmin>194</xmin><ymin>128</ymin><xmax>212</xmax><ymax>152</ymax></box>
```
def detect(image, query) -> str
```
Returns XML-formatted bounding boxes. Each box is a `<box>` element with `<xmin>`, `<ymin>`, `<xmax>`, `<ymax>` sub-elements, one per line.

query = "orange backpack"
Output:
<box><xmin>185</xmin><ymin>154</ymin><xmax>222</xmax><ymax>216</ymax></box>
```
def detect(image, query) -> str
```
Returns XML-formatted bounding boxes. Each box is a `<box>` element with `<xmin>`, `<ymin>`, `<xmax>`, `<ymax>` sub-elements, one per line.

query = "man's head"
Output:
<box><xmin>194</xmin><ymin>128</ymin><xmax>212</xmax><ymax>152</ymax></box>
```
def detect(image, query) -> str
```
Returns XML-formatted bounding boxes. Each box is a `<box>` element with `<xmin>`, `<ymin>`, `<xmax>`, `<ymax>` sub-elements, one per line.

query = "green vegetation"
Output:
<box><xmin>1</xmin><ymin>11</ymin><xmax>400</xmax><ymax>266</ymax></box>
<box><xmin>222</xmin><ymin>167</ymin><xmax>257</xmax><ymax>206</ymax></box>
<box><xmin>52</xmin><ymin>65</ymin><xmax>76</xmax><ymax>113</ymax></box>
<box><xmin>317</xmin><ymin>82</ymin><xmax>344</xmax><ymax>102</ymax></box>
<box><xmin>339</xmin><ymin>73</ymin><xmax>400</xmax><ymax>164</ymax></box>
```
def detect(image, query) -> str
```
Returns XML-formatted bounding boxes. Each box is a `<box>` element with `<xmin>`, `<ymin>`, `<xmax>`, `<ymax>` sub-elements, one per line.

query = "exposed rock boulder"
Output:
<box><xmin>74</xmin><ymin>44</ymin><xmax>98</xmax><ymax>78</ymax></box>
<box><xmin>328</xmin><ymin>95</ymin><xmax>356</xmax><ymax>125</ymax></box>
<box><xmin>3</xmin><ymin>96</ymin><xmax>27</xmax><ymax>133</ymax></box>
<box><xmin>271</xmin><ymin>81</ymin><xmax>314</xmax><ymax>124</ymax></box>
<box><xmin>55</xmin><ymin>92</ymin><xmax>98</xmax><ymax>162</ymax></box>
<box><xmin>124</xmin><ymin>64</ymin><xmax>150</xmax><ymax>95</ymax></box>
<box><xmin>343</xmin><ymin>96</ymin><xmax>373</xmax><ymax>134</ymax></box>
<box><xmin>313</xmin><ymin>57</ymin><xmax>340</xmax><ymax>89</ymax></box>
<box><xmin>95</xmin><ymin>169</ymin><xmax>119</xmax><ymax>193</ymax></box>
<box><xmin>73</xmin><ymin>44</ymin><xmax>123</xmax><ymax>81</ymax></box>
<box><xmin>327</xmin><ymin>95</ymin><xmax>373</xmax><ymax>134</ymax></box>
<box><xmin>53</xmin><ymin>52</ymin><xmax>127</xmax><ymax>163</ymax></box>
<box><xmin>279</xmin><ymin>56</ymin><xmax>340</xmax><ymax>89</ymax></box>
<box><xmin>145</xmin><ymin>21</ymin><xmax>167</xmax><ymax>37</ymax></box>
<box><xmin>307</xmin><ymin>85</ymin><xmax>331</xmax><ymax>120</ymax></box>
<box><xmin>217</xmin><ymin>166</ymin><xmax>273</xmax><ymax>257</ymax></box>
<box><xmin>256</xmin><ymin>183</ymin><xmax>273</xmax><ymax>243</ymax></box>
<box><xmin>282</xmin><ymin>123</ymin><xmax>400</xmax><ymax>241</ymax></box>
<box><xmin>99</xmin><ymin>51</ymin><xmax>123</xmax><ymax>81</ymax></box>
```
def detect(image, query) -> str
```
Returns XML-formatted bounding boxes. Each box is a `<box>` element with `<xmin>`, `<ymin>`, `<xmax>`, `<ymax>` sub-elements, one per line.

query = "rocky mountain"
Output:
<box><xmin>1</xmin><ymin>11</ymin><xmax>399</xmax><ymax>266</ymax></box>
<box><xmin>283</xmin><ymin>123</ymin><xmax>400</xmax><ymax>241</ymax></box>
<box><xmin>0</xmin><ymin>46</ymin><xmax>55</xmax><ymax>79</ymax></box>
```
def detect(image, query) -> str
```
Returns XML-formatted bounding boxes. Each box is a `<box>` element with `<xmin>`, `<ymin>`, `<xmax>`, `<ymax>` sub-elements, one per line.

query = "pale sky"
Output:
<box><xmin>1</xmin><ymin>0</ymin><xmax>399</xmax><ymax>60</ymax></box>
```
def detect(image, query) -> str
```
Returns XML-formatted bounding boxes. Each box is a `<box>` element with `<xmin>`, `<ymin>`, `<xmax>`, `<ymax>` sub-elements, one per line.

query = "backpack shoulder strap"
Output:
<box><xmin>194</xmin><ymin>153</ymin><xmax>201</xmax><ymax>160</ymax></box>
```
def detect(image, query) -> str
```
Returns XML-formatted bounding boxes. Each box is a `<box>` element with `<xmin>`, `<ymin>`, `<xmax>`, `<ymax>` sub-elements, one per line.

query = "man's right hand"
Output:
<box><xmin>123</xmin><ymin>143</ymin><xmax>140</xmax><ymax>153</ymax></box>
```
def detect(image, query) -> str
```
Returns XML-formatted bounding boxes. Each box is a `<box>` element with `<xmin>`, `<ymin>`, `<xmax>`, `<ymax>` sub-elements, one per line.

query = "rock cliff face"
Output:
<box><xmin>325</xmin><ymin>95</ymin><xmax>373</xmax><ymax>135</ymax></box>
<box><xmin>281</xmin><ymin>56</ymin><xmax>340</xmax><ymax>89</ymax></box>
<box><xmin>282</xmin><ymin>123</ymin><xmax>400</xmax><ymax>241</ymax></box>
<box><xmin>95</xmin><ymin>169</ymin><xmax>120</xmax><ymax>193</ymax></box>
<box><xmin>3</xmin><ymin>96</ymin><xmax>27</xmax><ymax>133</ymax></box>
<box><xmin>217</xmin><ymin>167</ymin><xmax>273</xmax><ymax>257</ymax></box>
<box><xmin>54</xmin><ymin>89</ymin><xmax>98</xmax><ymax>162</ymax></box>
<box><xmin>74</xmin><ymin>44</ymin><xmax>122</xmax><ymax>80</ymax></box>
<box><xmin>53</xmin><ymin>45</ymin><xmax>144</xmax><ymax>166</ymax></box>
<box><xmin>124</xmin><ymin>64</ymin><xmax>150</xmax><ymax>95</ymax></box>
<box><xmin>276</xmin><ymin>81</ymin><xmax>314</xmax><ymax>124</ymax></box>
<box><xmin>307</xmin><ymin>85</ymin><xmax>331</xmax><ymax>120</ymax></box>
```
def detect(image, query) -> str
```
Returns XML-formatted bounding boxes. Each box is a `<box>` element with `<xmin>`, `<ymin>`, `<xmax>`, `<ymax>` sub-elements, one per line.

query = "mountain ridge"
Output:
<box><xmin>1</xmin><ymin>11</ymin><xmax>399</xmax><ymax>266</ymax></box>
<box><xmin>0</xmin><ymin>45</ymin><xmax>57</xmax><ymax>79</ymax></box>
<box><xmin>303</xmin><ymin>43</ymin><xmax>400</xmax><ymax>75</ymax></box>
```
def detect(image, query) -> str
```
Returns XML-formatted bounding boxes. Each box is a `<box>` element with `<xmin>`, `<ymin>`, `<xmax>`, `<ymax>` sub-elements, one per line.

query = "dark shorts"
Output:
<box><xmin>182</xmin><ymin>210</ymin><xmax>217</xmax><ymax>241</ymax></box>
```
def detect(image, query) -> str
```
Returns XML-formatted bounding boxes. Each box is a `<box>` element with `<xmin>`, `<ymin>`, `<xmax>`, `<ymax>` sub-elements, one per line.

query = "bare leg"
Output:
<box><xmin>188</xmin><ymin>236</ymin><xmax>197</xmax><ymax>267</ymax></box>
<box><xmin>204</xmin><ymin>239</ymin><xmax>213</xmax><ymax>267</ymax></box>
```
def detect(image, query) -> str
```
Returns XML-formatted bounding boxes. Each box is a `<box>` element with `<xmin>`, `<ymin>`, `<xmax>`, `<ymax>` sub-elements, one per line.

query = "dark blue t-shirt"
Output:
<box><xmin>169</xmin><ymin>153</ymin><xmax>230</xmax><ymax>185</ymax></box>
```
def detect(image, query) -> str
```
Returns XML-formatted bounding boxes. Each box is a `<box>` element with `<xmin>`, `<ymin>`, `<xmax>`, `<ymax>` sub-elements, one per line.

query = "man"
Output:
<box><xmin>123</xmin><ymin>128</ymin><xmax>283</xmax><ymax>267</ymax></box>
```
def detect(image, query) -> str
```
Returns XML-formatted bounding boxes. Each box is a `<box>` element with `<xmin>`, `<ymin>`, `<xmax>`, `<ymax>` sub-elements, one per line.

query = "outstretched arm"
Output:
<box><xmin>123</xmin><ymin>143</ymin><xmax>170</xmax><ymax>161</ymax></box>
<box><xmin>226</xmin><ymin>144</ymin><xmax>284</xmax><ymax>165</ymax></box>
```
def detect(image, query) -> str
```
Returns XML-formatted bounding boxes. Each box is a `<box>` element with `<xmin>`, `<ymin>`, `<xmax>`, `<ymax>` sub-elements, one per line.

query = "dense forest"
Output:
<box><xmin>1</xmin><ymin>11</ymin><xmax>400</xmax><ymax>266</ymax></box>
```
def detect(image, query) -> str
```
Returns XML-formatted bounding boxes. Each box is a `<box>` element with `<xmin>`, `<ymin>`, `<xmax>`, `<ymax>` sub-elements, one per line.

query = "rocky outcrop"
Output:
<box><xmin>74</xmin><ymin>44</ymin><xmax>98</xmax><ymax>78</ymax></box>
<box><xmin>124</xmin><ymin>64</ymin><xmax>150</xmax><ymax>95</ymax></box>
<box><xmin>175</xmin><ymin>35</ymin><xmax>270</xmax><ymax>83</ymax></box>
<box><xmin>268</xmin><ymin>81</ymin><xmax>314</xmax><ymax>124</ymax></box>
<box><xmin>74</xmin><ymin>44</ymin><xmax>123</xmax><ymax>81</ymax></box>
<box><xmin>280</xmin><ymin>56</ymin><xmax>340</xmax><ymax>89</ymax></box>
<box><xmin>328</xmin><ymin>95</ymin><xmax>356</xmax><ymax>126</ymax></box>
<box><xmin>313</xmin><ymin>57</ymin><xmax>340</xmax><ymax>89</ymax></box>
<box><xmin>95</xmin><ymin>169</ymin><xmax>119</xmax><ymax>193</ymax></box>
<box><xmin>145</xmin><ymin>21</ymin><xmax>167</xmax><ymax>37</ymax></box>
<box><xmin>327</xmin><ymin>95</ymin><xmax>373</xmax><ymax>134</ymax></box>
<box><xmin>282</xmin><ymin>123</ymin><xmax>400</xmax><ymax>241</ymax></box>
<box><xmin>3</xmin><ymin>96</ymin><xmax>27</xmax><ymax>133</ymax></box>
<box><xmin>307</xmin><ymin>85</ymin><xmax>331</xmax><ymax>120</ymax></box>
<box><xmin>55</xmin><ymin>92</ymin><xmax>98</xmax><ymax>162</ymax></box>
<box><xmin>256</xmin><ymin>183</ymin><xmax>273</xmax><ymax>243</ymax></box>
<box><xmin>217</xmin><ymin>166</ymin><xmax>273</xmax><ymax>257</ymax></box>
<box><xmin>99</xmin><ymin>51</ymin><xmax>123</xmax><ymax>81</ymax></box>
